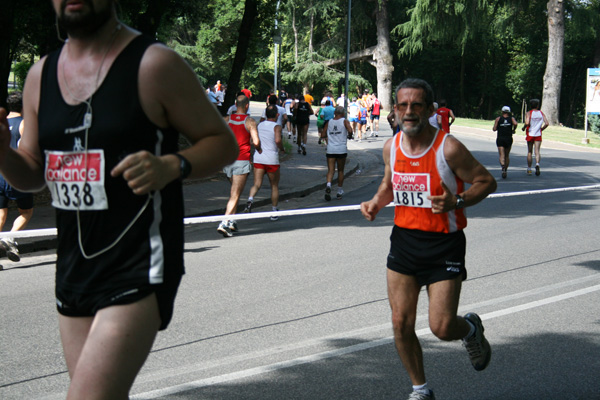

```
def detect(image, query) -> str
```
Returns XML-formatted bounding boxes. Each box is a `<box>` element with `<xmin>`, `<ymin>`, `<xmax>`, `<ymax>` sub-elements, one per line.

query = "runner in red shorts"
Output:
<box><xmin>244</xmin><ymin>105</ymin><xmax>284</xmax><ymax>220</ymax></box>
<box><xmin>522</xmin><ymin>98</ymin><xmax>549</xmax><ymax>176</ymax></box>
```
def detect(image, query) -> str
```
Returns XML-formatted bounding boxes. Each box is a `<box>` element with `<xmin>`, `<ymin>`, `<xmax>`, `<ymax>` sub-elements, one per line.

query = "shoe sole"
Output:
<box><xmin>6</xmin><ymin>252</ymin><xmax>20</xmax><ymax>262</ymax></box>
<box><xmin>217</xmin><ymin>228</ymin><xmax>232</xmax><ymax>238</ymax></box>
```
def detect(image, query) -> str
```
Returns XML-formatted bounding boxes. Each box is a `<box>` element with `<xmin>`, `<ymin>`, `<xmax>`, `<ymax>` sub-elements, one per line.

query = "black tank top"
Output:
<box><xmin>38</xmin><ymin>35</ymin><xmax>184</xmax><ymax>293</ymax></box>
<box><xmin>496</xmin><ymin>116</ymin><xmax>513</xmax><ymax>138</ymax></box>
<box><xmin>295</xmin><ymin>100</ymin><xmax>311</xmax><ymax>124</ymax></box>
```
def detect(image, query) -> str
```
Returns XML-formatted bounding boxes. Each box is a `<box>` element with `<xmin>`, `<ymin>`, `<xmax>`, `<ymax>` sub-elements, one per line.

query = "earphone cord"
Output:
<box><xmin>76</xmin><ymin>102</ymin><xmax>152</xmax><ymax>260</ymax></box>
<box><xmin>60</xmin><ymin>24</ymin><xmax>153</xmax><ymax>259</ymax></box>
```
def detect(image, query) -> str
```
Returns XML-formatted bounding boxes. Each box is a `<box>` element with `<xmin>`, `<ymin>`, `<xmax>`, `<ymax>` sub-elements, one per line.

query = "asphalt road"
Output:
<box><xmin>1</xmin><ymin>134</ymin><xmax>600</xmax><ymax>400</ymax></box>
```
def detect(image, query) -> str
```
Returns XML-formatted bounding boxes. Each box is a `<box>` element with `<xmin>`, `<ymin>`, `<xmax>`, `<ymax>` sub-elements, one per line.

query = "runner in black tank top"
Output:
<box><xmin>39</xmin><ymin>35</ymin><xmax>185</xmax><ymax>303</ymax></box>
<box><xmin>0</xmin><ymin>3</ymin><xmax>238</xmax><ymax>397</ymax></box>
<box><xmin>293</xmin><ymin>97</ymin><xmax>313</xmax><ymax>154</ymax></box>
<box><xmin>492</xmin><ymin>106</ymin><xmax>517</xmax><ymax>179</ymax></box>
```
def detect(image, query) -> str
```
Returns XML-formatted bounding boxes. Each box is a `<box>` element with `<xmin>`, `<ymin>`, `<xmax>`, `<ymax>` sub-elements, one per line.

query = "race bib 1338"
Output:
<box><xmin>45</xmin><ymin>150</ymin><xmax>108</xmax><ymax>211</ymax></box>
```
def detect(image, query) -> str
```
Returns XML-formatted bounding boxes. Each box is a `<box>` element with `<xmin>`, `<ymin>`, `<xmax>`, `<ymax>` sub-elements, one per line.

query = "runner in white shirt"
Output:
<box><xmin>284</xmin><ymin>97</ymin><xmax>295</xmax><ymax>139</ymax></box>
<box><xmin>522</xmin><ymin>98</ymin><xmax>549</xmax><ymax>176</ymax></box>
<box><xmin>348</xmin><ymin>97</ymin><xmax>360</xmax><ymax>139</ymax></box>
<box><xmin>244</xmin><ymin>105</ymin><xmax>284</xmax><ymax>220</ymax></box>
<box><xmin>321</xmin><ymin>106</ymin><xmax>353</xmax><ymax>201</ymax></box>
<box><xmin>261</xmin><ymin>94</ymin><xmax>287</xmax><ymax>128</ymax></box>
<box><xmin>428</xmin><ymin>102</ymin><xmax>441</xmax><ymax>129</ymax></box>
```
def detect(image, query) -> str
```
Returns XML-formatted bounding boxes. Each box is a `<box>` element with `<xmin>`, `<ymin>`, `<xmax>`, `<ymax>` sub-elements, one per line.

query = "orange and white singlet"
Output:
<box><xmin>390</xmin><ymin>130</ymin><xmax>466</xmax><ymax>233</ymax></box>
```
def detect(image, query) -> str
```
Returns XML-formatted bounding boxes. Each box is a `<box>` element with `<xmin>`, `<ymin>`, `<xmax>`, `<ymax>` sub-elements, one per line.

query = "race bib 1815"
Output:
<box><xmin>45</xmin><ymin>150</ymin><xmax>108</xmax><ymax>211</ymax></box>
<box><xmin>392</xmin><ymin>172</ymin><xmax>432</xmax><ymax>208</ymax></box>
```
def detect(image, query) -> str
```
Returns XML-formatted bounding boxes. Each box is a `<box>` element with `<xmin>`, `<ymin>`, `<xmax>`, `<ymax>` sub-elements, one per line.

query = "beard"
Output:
<box><xmin>397</xmin><ymin>112</ymin><xmax>427</xmax><ymax>137</ymax></box>
<box><xmin>57</xmin><ymin>0</ymin><xmax>113</xmax><ymax>38</ymax></box>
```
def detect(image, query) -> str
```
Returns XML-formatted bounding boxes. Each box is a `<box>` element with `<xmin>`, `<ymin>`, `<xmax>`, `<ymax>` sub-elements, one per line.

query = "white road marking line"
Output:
<box><xmin>131</xmin><ymin>282</ymin><xmax>600</xmax><ymax>399</ymax></box>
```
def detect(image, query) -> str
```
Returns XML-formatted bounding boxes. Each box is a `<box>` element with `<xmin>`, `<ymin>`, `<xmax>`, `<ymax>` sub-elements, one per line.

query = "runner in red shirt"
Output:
<box><xmin>241</xmin><ymin>86</ymin><xmax>252</xmax><ymax>99</ymax></box>
<box><xmin>369</xmin><ymin>93</ymin><xmax>381</xmax><ymax>137</ymax></box>
<box><xmin>218</xmin><ymin>95</ymin><xmax>261</xmax><ymax>237</ymax></box>
<box><xmin>436</xmin><ymin>100</ymin><xmax>455</xmax><ymax>132</ymax></box>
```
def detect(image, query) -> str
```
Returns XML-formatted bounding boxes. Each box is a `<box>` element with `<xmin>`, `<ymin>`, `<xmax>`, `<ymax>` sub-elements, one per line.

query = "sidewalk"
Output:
<box><xmin>2</xmin><ymin>103</ymin><xmax>382</xmax><ymax>258</ymax></box>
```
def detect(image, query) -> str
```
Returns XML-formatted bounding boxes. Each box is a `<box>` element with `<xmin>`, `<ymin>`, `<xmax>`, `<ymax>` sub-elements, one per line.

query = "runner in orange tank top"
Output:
<box><xmin>360</xmin><ymin>78</ymin><xmax>496</xmax><ymax>400</ymax></box>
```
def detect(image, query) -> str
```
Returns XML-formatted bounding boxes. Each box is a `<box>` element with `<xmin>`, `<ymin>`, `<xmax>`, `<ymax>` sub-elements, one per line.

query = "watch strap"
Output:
<box><xmin>175</xmin><ymin>153</ymin><xmax>192</xmax><ymax>180</ymax></box>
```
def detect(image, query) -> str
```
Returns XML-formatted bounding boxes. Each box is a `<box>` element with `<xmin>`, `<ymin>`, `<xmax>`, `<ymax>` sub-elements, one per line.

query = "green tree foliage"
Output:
<box><xmin>587</xmin><ymin>114</ymin><xmax>600</xmax><ymax>136</ymax></box>
<box><xmin>392</xmin><ymin>0</ymin><xmax>599</xmax><ymax>126</ymax></box>
<box><xmin>2</xmin><ymin>0</ymin><xmax>599</xmax><ymax>128</ymax></box>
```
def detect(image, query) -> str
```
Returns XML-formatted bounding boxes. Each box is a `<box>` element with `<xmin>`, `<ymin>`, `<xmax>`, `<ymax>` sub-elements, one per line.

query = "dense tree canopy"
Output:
<box><xmin>2</xmin><ymin>0</ymin><xmax>599</xmax><ymax>129</ymax></box>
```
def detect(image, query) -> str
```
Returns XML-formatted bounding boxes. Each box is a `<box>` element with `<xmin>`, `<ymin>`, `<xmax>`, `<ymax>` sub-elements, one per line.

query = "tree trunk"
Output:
<box><xmin>373</xmin><ymin>0</ymin><xmax>393</xmax><ymax>112</ymax></box>
<box><xmin>593</xmin><ymin>35</ymin><xmax>600</xmax><ymax>68</ymax></box>
<box><xmin>459</xmin><ymin>48</ymin><xmax>466</xmax><ymax>116</ymax></box>
<box><xmin>223</xmin><ymin>0</ymin><xmax>258</xmax><ymax>112</ymax></box>
<box><xmin>541</xmin><ymin>0</ymin><xmax>564</xmax><ymax>126</ymax></box>
<box><xmin>292</xmin><ymin>6</ymin><xmax>298</xmax><ymax>64</ymax></box>
<box><xmin>134</xmin><ymin>0</ymin><xmax>167</xmax><ymax>37</ymax></box>
<box><xmin>308</xmin><ymin>0</ymin><xmax>314</xmax><ymax>59</ymax></box>
<box><xmin>0</xmin><ymin>4</ymin><xmax>16</xmax><ymax>108</ymax></box>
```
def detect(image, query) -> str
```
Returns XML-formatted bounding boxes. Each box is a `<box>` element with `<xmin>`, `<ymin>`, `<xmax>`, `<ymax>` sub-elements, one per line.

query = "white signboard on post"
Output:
<box><xmin>584</xmin><ymin>68</ymin><xmax>600</xmax><ymax>142</ymax></box>
<box><xmin>586</xmin><ymin>68</ymin><xmax>600</xmax><ymax>114</ymax></box>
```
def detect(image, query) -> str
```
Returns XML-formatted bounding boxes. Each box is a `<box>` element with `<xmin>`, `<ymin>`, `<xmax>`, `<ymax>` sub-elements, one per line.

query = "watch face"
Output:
<box><xmin>456</xmin><ymin>196</ymin><xmax>465</xmax><ymax>209</ymax></box>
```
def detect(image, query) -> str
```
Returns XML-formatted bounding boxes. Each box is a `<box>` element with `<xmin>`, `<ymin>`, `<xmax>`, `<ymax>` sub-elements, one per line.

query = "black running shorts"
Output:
<box><xmin>326</xmin><ymin>153</ymin><xmax>347</xmax><ymax>159</ymax></box>
<box><xmin>387</xmin><ymin>226</ymin><xmax>467</xmax><ymax>286</ymax></box>
<box><xmin>56</xmin><ymin>275</ymin><xmax>182</xmax><ymax>330</ymax></box>
<box><xmin>496</xmin><ymin>136</ymin><xmax>513</xmax><ymax>149</ymax></box>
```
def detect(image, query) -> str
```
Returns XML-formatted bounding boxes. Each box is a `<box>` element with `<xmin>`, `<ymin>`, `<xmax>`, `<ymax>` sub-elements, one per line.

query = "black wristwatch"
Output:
<box><xmin>175</xmin><ymin>153</ymin><xmax>192</xmax><ymax>180</ymax></box>
<box><xmin>455</xmin><ymin>194</ymin><xmax>465</xmax><ymax>210</ymax></box>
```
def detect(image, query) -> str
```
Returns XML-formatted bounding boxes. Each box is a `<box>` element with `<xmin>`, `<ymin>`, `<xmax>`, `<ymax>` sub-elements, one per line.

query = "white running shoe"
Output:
<box><xmin>408</xmin><ymin>390</ymin><xmax>435</xmax><ymax>400</ymax></box>
<box><xmin>217</xmin><ymin>222</ymin><xmax>232</xmax><ymax>238</ymax></box>
<box><xmin>270</xmin><ymin>208</ymin><xmax>279</xmax><ymax>221</ymax></box>
<box><xmin>227</xmin><ymin>220</ymin><xmax>238</xmax><ymax>232</ymax></box>
<box><xmin>0</xmin><ymin>237</ymin><xmax>20</xmax><ymax>262</ymax></box>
